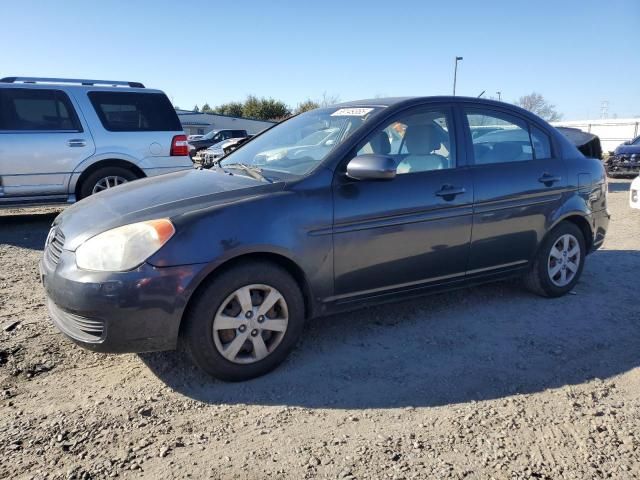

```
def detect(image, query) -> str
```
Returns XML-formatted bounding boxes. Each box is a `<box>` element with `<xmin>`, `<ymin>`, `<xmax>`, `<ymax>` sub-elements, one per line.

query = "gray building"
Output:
<box><xmin>176</xmin><ymin>109</ymin><xmax>276</xmax><ymax>136</ymax></box>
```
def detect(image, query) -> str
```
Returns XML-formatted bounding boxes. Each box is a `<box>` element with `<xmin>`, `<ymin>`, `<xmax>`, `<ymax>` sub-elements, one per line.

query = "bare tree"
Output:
<box><xmin>319</xmin><ymin>92</ymin><xmax>340</xmax><ymax>107</ymax></box>
<box><xmin>515</xmin><ymin>93</ymin><xmax>562</xmax><ymax>122</ymax></box>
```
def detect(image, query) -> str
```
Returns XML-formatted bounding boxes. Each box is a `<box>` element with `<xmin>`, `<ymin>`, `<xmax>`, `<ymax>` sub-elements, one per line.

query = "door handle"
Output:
<box><xmin>435</xmin><ymin>185</ymin><xmax>466</xmax><ymax>200</ymax></box>
<box><xmin>67</xmin><ymin>139</ymin><xmax>87</xmax><ymax>147</ymax></box>
<box><xmin>538</xmin><ymin>173</ymin><xmax>561</xmax><ymax>186</ymax></box>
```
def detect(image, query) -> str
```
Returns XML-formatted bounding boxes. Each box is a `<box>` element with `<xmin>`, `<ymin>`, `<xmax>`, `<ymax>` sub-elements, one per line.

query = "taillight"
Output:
<box><xmin>170</xmin><ymin>135</ymin><xmax>189</xmax><ymax>156</ymax></box>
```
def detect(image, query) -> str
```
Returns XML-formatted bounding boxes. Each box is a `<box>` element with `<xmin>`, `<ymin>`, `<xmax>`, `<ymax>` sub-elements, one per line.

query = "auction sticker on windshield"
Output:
<box><xmin>331</xmin><ymin>108</ymin><xmax>374</xmax><ymax>117</ymax></box>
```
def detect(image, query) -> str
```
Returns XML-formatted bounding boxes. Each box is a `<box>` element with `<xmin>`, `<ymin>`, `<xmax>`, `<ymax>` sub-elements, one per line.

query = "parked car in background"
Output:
<box><xmin>0</xmin><ymin>77</ymin><xmax>192</xmax><ymax>207</ymax></box>
<box><xmin>200</xmin><ymin>136</ymin><xmax>254</xmax><ymax>167</ymax></box>
<box><xmin>188</xmin><ymin>129</ymin><xmax>248</xmax><ymax>159</ymax></box>
<box><xmin>42</xmin><ymin>96</ymin><xmax>609</xmax><ymax>381</ymax></box>
<box><xmin>631</xmin><ymin>176</ymin><xmax>640</xmax><ymax>209</ymax></box>
<box><xmin>607</xmin><ymin>136</ymin><xmax>640</xmax><ymax>177</ymax></box>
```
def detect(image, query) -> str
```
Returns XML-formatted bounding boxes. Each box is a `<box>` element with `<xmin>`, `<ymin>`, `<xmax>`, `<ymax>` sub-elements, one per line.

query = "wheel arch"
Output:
<box><xmin>74</xmin><ymin>159</ymin><xmax>145</xmax><ymax>198</ymax></box>
<box><xmin>179</xmin><ymin>251</ymin><xmax>315</xmax><ymax>339</ymax></box>
<box><xmin>548</xmin><ymin>213</ymin><xmax>594</xmax><ymax>253</ymax></box>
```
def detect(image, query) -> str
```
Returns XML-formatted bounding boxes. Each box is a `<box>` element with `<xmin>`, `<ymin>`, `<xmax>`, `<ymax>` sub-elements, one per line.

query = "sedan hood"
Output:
<box><xmin>56</xmin><ymin>169</ymin><xmax>283</xmax><ymax>250</ymax></box>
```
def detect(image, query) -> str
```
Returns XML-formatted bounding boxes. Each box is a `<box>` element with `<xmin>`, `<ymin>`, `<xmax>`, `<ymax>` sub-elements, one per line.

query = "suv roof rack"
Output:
<box><xmin>0</xmin><ymin>77</ymin><xmax>145</xmax><ymax>88</ymax></box>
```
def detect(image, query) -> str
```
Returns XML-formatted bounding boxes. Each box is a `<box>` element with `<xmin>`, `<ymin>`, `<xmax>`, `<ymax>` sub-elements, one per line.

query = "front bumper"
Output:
<box><xmin>40</xmin><ymin>249</ymin><xmax>208</xmax><ymax>353</ymax></box>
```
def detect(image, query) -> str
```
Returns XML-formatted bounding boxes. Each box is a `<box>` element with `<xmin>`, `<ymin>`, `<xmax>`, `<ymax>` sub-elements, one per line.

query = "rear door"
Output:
<box><xmin>332</xmin><ymin>105</ymin><xmax>473</xmax><ymax>301</ymax></box>
<box><xmin>462</xmin><ymin>106</ymin><xmax>567</xmax><ymax>274</ymax></box>
<box><xmin>0</xmin><ymin>87</ymin><xmax>94</xmax><ymax>198</ymax></box>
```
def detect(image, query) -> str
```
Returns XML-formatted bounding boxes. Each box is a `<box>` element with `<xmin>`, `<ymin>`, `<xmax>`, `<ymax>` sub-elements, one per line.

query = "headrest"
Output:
<box><xmin>369</xmin><ymin>131</ymin><xmax>391</xmax><ymax>155</ymax></box>
<box><xmin>404</xmin><ymin>124</ymin><xmax>441</xmax><ymax>154</ymax></box>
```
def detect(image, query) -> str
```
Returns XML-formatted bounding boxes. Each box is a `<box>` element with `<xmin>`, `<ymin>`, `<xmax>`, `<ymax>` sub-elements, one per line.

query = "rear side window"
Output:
<box><xmin>466</xmin><ymin>109</ymin><xmax>533</xmax><ymax>164</ymax></box>
<box><xmin>88</xmin><ymin>91</ymin><xmax>182</xmax><ymax>132</ymax></box>
<box><xmin>0</xmin><ymin>88</ymin><xmax>82</xmax><ymax>132</ymax></box>
<box><xmin>530</xmin><ymin>125</ymin><xmax>552</xmax><ymax>159</ymax></box>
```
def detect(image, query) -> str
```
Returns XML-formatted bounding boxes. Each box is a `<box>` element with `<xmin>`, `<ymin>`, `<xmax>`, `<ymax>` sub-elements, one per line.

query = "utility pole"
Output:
<box><xmin>453</xmin><ymin>56</ymin><xmax>463</xmax><ymax>96</ymax></box>
<box><xmin>496</xmin><ymin>91</ymin><xmax>502</xmax><ymax>101</ymax></box>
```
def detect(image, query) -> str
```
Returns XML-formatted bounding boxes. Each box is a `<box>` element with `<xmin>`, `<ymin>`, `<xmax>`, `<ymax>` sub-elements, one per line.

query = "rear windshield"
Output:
<box><xmin>88</xmin><ymin>91</ymin><xmax>182</xmax><ymax>132</ymax></box>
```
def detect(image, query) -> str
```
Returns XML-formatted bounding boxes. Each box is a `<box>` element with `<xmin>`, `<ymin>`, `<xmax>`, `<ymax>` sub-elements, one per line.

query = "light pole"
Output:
<box><xmin>496</xmin><ymin>91</ymin><xmax>502</xmax><ymax>101</ymax></box>
<box><xmin>453</xmin><ymin>56</ymin><xmax>463</xmax><ymax>96</ymax></box>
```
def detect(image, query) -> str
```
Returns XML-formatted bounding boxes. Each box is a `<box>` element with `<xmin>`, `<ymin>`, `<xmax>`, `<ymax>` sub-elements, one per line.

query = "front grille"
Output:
<box><xmin>47</xmin><ymin>299</ymin><xmax>105</xmax><ymax>343</ymax></box>
<box><xmin>45</xmin><ymin>227</ymin><xmax>65</xmax><ymax>267</ymax></box>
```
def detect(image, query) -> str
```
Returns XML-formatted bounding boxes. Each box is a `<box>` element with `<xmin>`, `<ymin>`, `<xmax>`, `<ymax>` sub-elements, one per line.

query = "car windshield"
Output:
<box><xmin>220</xmin><ymin>107</ymin><xmax>383</xmax><ymax>178</ymax></box>
<box><xmin>202</xmin><ymin>130</ymin><xmax>219</xmax><ymax>140</ymax></box>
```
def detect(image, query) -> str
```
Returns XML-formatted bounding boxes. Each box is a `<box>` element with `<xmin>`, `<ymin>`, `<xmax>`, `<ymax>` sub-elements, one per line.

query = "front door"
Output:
<box><xmin>332</xmin><ymin>105</ymin><xmax>473</xmax><ymax>301</ymax></box>
<box><xmin>0</xmin><ymin>87</ymin><xmax>94</xmax><ymax>198</ymax></box>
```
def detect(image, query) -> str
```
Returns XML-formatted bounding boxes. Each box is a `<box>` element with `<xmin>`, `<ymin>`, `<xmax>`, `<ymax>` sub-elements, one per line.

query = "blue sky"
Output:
<box><xmin>1</xmin><ymin>0</ymin><xmax>638</xmax><ymax>120</ymax></box>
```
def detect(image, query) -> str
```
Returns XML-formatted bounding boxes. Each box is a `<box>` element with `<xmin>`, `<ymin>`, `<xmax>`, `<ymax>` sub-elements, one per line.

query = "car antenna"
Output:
<box><xmin>477</xmin><ymin>90</ymin><xmax>485</xmax><ymax>98</ymax></box>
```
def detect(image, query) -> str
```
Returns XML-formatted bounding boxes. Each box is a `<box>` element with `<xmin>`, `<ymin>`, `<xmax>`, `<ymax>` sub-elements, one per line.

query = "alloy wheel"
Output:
<box><xmin>92</xmin><ymin>175</ymin><xmax>129</xmax><ymax>194</ymax></box>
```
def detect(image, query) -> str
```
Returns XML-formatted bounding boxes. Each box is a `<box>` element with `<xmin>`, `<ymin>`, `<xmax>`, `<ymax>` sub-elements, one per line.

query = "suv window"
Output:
<box><xmin>0</xmin><ymin>88</ymin><xmax>82</xmax><ymax>132</ymax></box>
<box><xmin>356</xmin><ymin>108</ymin><xmax>455</xmax><ymax>174</ymax></box>
<box><xmin>88</xmin><ymin>91</ymin><xmax>182</xmax><ymax>132</ymax></box>
<box><xmin>466</xmin><ymin>109</ymin><xmax>534</xmax><ymax>164</ymax></box>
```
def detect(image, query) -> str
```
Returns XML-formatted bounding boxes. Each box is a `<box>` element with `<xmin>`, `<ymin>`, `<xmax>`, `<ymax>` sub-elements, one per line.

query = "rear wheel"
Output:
<box><xmin>182</xmin><ymin>262</ymin><xmax>305</xmax><ymax>381</ymax></box>
<box><xmin>523</xmin><ymin>222</ymin><xmax>586</xmax><ymax>297</ymax></box>
<box><xmin>79</xmin><ymin>166</ymin><xmax>138</xmax><ymax>199</ymax></box>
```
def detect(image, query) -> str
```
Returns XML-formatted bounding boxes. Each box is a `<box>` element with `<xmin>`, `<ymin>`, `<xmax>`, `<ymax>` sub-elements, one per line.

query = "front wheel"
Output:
<box><xmin>182</xmin><ymin>262</ymin><xmax>305</xmax><ymax>381</ymax></box>
<box><xmin>523</xmin><ymin>222</ymin><xmax>586</xmax><ymax>297</ymax></box>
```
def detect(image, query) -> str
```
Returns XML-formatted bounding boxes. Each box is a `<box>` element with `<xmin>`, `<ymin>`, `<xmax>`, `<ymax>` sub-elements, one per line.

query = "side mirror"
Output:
<box><xmin>346</xmin><ymin>154</ymin><xmax>397</xmax><ymax>181</ymax></box>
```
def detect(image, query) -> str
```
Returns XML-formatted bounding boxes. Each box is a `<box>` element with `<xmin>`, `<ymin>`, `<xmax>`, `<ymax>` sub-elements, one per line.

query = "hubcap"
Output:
<box><xmin>547</xmin><ymin>234</ymin><xmax>581</xmax><ymax>287</ymax></box>
<box><xmin>212</xmin><ymin>284</ymin><xmax>289</xmax><ymax>364</ymax></box>
<box><xmin>92</xmin><ymin>175</ymin><xmax>128</xmax><ymax>194</ymax></box>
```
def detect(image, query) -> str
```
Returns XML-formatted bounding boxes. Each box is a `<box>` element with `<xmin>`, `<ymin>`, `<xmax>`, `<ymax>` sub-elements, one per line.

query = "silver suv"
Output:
<box><xmin>0</xmin><ymin>77</ymin><xmax>192</xmax><ymax>207</ymax></box>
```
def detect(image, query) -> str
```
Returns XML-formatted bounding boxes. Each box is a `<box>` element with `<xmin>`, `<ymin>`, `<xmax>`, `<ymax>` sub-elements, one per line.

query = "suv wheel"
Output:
<box><xmin>523</xmin><ymin>222</ymin><xmax>586</xmax><ymax>297</ymax></box>
<box><xmin>182</xmin><ymin>262</ymin><xmax>305</xmax><ymax>381</ymax></box>
<box><xmin>79</xmin><ymin>166</ymin><xmax>138</xmax><ymax>199</ymax></box>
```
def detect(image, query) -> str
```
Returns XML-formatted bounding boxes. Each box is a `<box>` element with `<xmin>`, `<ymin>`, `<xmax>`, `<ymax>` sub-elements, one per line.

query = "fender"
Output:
<box><xmin>67</xmin><ymin>153</ymin><xmax>144</xmax><ymax>193</ymax></box>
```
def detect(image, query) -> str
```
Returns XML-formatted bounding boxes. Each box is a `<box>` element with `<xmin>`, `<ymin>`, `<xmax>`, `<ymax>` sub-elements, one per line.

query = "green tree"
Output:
<box><xmin>201</xmin><ymin>103</ymin><xmax>213</xmax><ymax>113</ymax></box>
<box><xmin>514</xmin><ymin>93</ymin><xmax>562</xmax><ymax>122</ymax></box>
<box><xmin>214</xmin><ymin>101</ymin><xmax>244</xmax><ymax>117</ymax></box>
<box><xmin>295</xmin><ymin>99</ymin><xmax>320</xmax><ymax>114</ymax></box>
<box><xmin>241</xmin><ymin>95</ymin><xmax>290</xmax><ymax>121</ymax></box>
<box><xmin>192</xmin><ymin>104</ymin><xmax>200</xmax><ymax>113</ymax></box>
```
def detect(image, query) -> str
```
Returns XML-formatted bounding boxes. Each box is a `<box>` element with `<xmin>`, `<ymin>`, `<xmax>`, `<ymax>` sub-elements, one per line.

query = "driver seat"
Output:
<box><xmin>399</xmin><ymin>124</ymin><xmax>447</xmax><ymax>173</ymax></box>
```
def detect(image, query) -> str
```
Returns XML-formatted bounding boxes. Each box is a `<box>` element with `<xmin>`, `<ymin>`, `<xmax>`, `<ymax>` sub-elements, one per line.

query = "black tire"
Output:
<box><xmin>523</xmin><ymin>222</ymin><xmax>586</xmax><ymax>297</ymax></box>
<box><xmin>182</xmin><ymin>261</ymin><xmax>305</xmax><ymax>381</ymax></box>
<box><xmin>78</xmin><ymin>166</ymin><xmax>138</xmax><ymax>199</ymax></box>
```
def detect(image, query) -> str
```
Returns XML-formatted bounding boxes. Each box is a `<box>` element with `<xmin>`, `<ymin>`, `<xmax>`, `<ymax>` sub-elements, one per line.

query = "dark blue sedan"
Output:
<box><xmin>41</xmin><ymin>96</ymin><xmax>610</xmax><ymax>381</ymax></box>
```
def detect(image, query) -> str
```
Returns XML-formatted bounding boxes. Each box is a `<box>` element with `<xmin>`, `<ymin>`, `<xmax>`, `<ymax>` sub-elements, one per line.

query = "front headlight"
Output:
<box><xmin>76</xmin><ymin>219</ymin><xmax>175</xmax><ymax>271</ymax></box>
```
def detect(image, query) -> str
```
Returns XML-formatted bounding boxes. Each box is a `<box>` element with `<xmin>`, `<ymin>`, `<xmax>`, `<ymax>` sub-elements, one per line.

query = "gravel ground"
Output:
<box><xmin>1</xmin><ymin>179</ymin><xmax>639</xmax><ymax>480</ymax></box>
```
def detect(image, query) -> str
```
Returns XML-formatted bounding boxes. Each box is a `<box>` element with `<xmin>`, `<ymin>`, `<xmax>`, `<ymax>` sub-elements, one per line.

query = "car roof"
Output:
<box><xmin>335</xmin><ymin>96</ymin><xmax>519</xmax><ymax>110</ymax></box>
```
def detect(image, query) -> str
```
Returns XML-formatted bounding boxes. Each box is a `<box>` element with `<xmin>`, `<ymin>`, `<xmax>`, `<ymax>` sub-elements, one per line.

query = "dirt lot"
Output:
<box><xmin>1</xmin><ymin>179</ymin><xmax>639</xmax><ymax>480</ymax></box>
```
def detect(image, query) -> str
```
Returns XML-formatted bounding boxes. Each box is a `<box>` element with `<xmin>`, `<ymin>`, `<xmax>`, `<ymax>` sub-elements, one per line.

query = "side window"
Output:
<box><xmin>0</xmin><ymin>88</ymin><xmax>81</xmax><ymax>132</ymax></box>
<box><xmin>88</xmin><ymin>91</ymin><xmax>182</xmax><ymax>132</ymax></box>
<box><xmin>356</xmin><ymin>108</ymin><xmax>455</xmax><ymax>174</ymax></box>
<box><xmin>530</xmin><ymin>125</ymin><xmax>552</xmax><ymax>159</ymax></box>
<box><xmin>466</xmin><ymin>110</ymin><xmax>533</xmax><ymax>164</ymax></box>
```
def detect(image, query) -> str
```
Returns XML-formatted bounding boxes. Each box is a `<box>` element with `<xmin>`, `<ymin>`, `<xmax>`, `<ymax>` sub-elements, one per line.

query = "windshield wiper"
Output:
<box><xmin>221</xmin><ymin>163</ymin><xmax>271</xmax><ymax>183</ymax></box>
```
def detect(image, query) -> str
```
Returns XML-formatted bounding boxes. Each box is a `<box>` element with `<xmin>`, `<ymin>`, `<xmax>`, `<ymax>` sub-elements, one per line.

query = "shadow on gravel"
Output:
<box><xmin>141</xmin><ymin>249</ymin><xmax>640</xmax><ymax>410</ymax></box>
<box><xmin>0</xmin><ymin>212</ymin><xmax>58</xmax><ymax>250</ymax></box>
